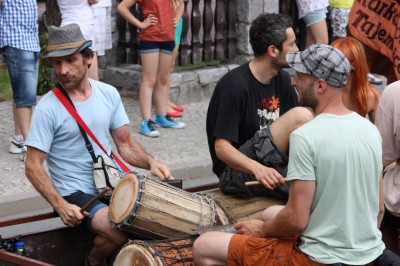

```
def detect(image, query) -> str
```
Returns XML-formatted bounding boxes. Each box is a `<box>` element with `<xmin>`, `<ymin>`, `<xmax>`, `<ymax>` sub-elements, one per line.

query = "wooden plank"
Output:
<box><xmin>0</xmin><ymin>250</ymin><xmax>54</xmax><ymax>266</ymax></box>
<box><xmin>0</xmin><ymin>180</ymin><xmax>219</xmax><ymax>265</ymax></box>
<box><xmin>0</xmin><ymin>212</ymin><xmax>56</xmax><ymax>228</ymax></box>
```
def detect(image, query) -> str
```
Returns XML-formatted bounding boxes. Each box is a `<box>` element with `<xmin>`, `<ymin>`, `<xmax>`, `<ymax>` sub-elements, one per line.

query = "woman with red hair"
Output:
<box><xmin>331</xmin><ymin>37</ymin><xmax>380</xmax><ymax>123</ymax></box>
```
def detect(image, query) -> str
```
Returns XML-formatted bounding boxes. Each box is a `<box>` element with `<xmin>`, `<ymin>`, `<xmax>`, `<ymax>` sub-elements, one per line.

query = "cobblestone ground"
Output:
<box><xmin>0</xmin><ymin>97</ymin><xmax>211</xmax><ymax>198</ymax></box>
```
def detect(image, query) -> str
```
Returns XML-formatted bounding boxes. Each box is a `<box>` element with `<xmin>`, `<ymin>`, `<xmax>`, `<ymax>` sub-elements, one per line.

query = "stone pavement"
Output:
<box><xmin>0</xmin><ymin>97</ymin><xmax>217</xmax><ymax>218</ymax></box>
<box><xmin>0</xmin><ymin>72</ymin><xmax>387</xmax><ymax>218</ymax></box>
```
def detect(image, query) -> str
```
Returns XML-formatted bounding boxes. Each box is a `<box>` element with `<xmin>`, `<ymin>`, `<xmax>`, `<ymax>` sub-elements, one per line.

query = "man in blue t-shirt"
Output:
<box><xmin>25</xmin><ymin>24</ymin><xmax>172</xmax><ymax>266</ymax></box>
<box><xmin>207</xmin><ymin>13</ymin><xmax>314</xmax><ymax>199</ymax></box>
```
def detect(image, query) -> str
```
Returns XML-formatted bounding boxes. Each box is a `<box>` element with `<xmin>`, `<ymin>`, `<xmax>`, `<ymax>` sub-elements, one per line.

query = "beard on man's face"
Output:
<box><xmin>298</xmin><ymin>86</ymin><xmax>318</xmax><ymax>110</ymax></box>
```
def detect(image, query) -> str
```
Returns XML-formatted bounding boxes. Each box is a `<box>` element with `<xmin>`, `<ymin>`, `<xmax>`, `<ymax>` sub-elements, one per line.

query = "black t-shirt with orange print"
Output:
<box><xmin>206</xmin><ymin>62</ymin><xmax>298</xmax><ymax>176</ymax></box>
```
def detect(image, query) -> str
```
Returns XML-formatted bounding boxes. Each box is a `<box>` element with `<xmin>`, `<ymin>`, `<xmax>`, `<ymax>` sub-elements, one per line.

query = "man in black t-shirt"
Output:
<box><xmin>206</xmin><ymin>13</ymin><xmax>314</xmax><ymax>199</ymax></box>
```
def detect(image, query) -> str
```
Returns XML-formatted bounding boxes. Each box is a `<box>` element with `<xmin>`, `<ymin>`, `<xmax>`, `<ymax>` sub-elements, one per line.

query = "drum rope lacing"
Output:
<box><xmin>139</xmin><ymin>238</ymin><xmax>195</xmax><ymax>266</ymax></box>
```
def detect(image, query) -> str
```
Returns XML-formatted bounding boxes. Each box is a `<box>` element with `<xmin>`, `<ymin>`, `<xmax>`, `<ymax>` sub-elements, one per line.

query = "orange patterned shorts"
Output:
<box><xmin>228</xmin><ymin>235</ymin><xmax>327</xmax><ymax>266</ymax></box>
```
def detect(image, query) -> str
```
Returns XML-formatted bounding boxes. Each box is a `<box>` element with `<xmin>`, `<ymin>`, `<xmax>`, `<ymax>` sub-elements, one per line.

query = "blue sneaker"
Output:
<box><xmin>139</xmin><ymin>119</ymin><xmax>160</xmax><ymax>137</ymax></box>
<box><xmin>155</xmin><ymin>115</ymin><xmax>185</xmax><ymax>129</ymax></box>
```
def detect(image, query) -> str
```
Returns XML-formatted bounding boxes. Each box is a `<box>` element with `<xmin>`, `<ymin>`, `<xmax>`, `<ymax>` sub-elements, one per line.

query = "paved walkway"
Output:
<box><xmin>0</xmin><ymin>97</ymin><xmax>216</xmax><ymax>217</ymax></box>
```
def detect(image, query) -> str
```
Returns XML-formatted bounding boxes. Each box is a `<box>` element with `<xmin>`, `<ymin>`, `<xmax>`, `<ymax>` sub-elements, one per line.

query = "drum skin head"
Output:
<box><xmin>109</xmin><ymin>173</ymin><xmax>139</xmax><ymax>224</ymax></box>
<box><xmin>114</xmin><ymin>238</ymin><xmax>195</xmax><ymax>266</ymax></box>
<box><xmin>113</xmin><ymin>244</ymin><xmax>161</xmax><ymax>266</ymax></box>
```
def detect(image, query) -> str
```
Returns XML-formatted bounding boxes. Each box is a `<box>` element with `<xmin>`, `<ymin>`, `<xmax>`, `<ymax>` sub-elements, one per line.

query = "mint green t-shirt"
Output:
<box><xmin>286</xmin><ymin>112</ymin><xmax>385</xmax><ymax>264</ymax></box>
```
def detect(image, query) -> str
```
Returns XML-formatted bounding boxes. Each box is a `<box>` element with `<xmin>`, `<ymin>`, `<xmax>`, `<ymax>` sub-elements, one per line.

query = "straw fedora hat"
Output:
<box><xmin>43</xmin><ymin>23</ymin><xmax>92</xmax><ymax>58</ymax></box>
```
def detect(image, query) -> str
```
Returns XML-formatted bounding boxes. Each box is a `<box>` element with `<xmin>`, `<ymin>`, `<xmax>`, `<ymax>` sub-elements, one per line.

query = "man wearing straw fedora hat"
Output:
<box><xmin>25</xmin><ymin>23</ymin><xmax>172</xmax><ymax>266</ymax></box>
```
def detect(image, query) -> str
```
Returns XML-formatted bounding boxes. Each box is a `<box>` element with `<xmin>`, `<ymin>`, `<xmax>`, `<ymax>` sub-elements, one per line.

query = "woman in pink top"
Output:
<box><xmin>117</xmin><ymin>0</ymin><xmax>185</xmax><ymax>138</ymax></box>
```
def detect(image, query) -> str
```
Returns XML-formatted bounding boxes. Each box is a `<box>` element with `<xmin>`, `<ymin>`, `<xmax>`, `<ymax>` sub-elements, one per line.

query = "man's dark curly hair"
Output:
<box><xmin>80</xmin><ymin>47</ymin><xmax>94</xmax><ymax>69</ymax></box>
<box><xmin>249</xmin><ymin>13</ymin><xmax>293</xmax><ymax>57</ymax></box>
<box><xmin>81</xmin><ymin>47</ymin><xmax>94</xmax><ymax>60</ymax></box>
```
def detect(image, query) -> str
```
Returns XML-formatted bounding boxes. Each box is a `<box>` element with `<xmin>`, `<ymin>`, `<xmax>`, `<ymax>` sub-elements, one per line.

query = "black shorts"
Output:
<box><xmin>219</xmin><ymin>126</ymin><xmax>289</xmax><ymax>199</ymax></box>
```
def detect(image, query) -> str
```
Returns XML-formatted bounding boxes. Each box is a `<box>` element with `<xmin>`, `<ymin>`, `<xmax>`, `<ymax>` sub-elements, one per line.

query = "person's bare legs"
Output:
<box><xmin>13</xmin><ymin>102</ymin><xmax>33</xmax><ymax>140</ymax></box>
<box><xmin>139</xmin><ymin>52</ymin><xmax>160</xmax><ymax>120</ymax></box>
<box><xmin>87</xmin><ymin>52</ymin><xmax>99</xmax><ymax>80</ymax></box>
<box><xmin>305</xmin><ymin>19</ymin><xmax>329</xmax><ymax>48</ymax></box>
<box><xmin>269</xmin><ymin>107</ymin><xmax>314</xmax><ymax>154</ymax></box>
<box><xmin>154</xmin><ymin>52</ymin><xmax>173</xmax><ymax>115</ymax></box>
<box><xmin>87</xmin><ymin>207</ymin><xmax>127</xmax><ymax>265</ymax></box>
<box><xmin>167</xmin><ymin>45</ymin><xmax>180</xmax><ymax>113</ymax></box>
<box><xmin>193</xmin><ymin>231</ymin><xmax>233</xmax><ymax>266</ymax></box>
<box><xmin>12</xmin><ymin>102</ymin><xmax>21</xmax><ymax>137</ymax></box>
<box><xmin>260</xmin><ymin>205</ymin><xmax>285</xmax><ymax>222</ymax></box>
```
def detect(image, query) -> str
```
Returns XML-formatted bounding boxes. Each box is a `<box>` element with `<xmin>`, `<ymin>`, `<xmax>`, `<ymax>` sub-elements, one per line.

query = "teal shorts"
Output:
<box><xmin>175</xmin><ymin>18</ymin><xmax>183</xmax><ymax>45</ymax></box>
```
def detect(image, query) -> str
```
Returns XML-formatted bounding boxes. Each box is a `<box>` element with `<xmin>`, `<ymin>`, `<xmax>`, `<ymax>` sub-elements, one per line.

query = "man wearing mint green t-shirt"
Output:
<box><xmin>193</xmin><ymin>44</ymin><xmax>385</xmax><ymax>265</ymax></box>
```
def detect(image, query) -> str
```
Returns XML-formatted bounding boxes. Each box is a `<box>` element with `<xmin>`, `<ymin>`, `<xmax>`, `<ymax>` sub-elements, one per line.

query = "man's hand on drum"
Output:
<box><xmin>234</xmin><ymin>219</ymin><xmax>265</xmax><ymax>237</ymax></box>
<box><xmin>56</xmin><ymin>200</ymin><xmax>87</xmax><ymax>227</ymax></box>
<box><xmin>149</xmin><ymin>158</ymin><xmax>173</xmax><ymax>181</ymax></box>
<box><xmin>253</xmin><ymin>163</ymin><xmax>285</xmax><ymax>190</ymax></box>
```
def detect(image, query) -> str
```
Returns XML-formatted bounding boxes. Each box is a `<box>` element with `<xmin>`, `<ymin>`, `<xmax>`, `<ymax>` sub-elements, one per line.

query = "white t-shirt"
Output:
<box><xmin>92</xmin><ymin>0</ymin><xmax>112</xmax><ymax>8</ymax></box>
<box><xmin>26</xmin><ymin>80</ymin><xmax>129</xmax><ymax>197</ymax></box>
<box><xmin>57</xmin><ymin>0</ymin><xmax>97</xmax><ymax>50</ymax></box>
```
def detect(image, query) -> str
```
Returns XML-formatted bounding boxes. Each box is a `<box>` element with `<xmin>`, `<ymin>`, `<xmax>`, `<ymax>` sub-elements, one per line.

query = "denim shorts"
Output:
<box><xmin>303</xmin><ymin>7</ymin><xmax>328</xmax><ymax>26</ymax></box>
<box><xmin>63</xmin><ymin>191</ymin><xmax>108</xmax><ymax>231</ymax></box>
<box><xmin>1</xmin><ymin>46</ymin><xmax>38</xmax><ymax>107</ymax></box>
<box><xmin>139</xmin><ymin>41</ymin><xmax>175</xmax><ymax>54</ymax></box>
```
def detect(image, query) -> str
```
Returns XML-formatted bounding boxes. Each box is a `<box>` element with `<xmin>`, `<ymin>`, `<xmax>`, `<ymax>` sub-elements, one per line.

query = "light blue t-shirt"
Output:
<box><xmin>26</xmin><ymin>80</ymin><xmax>129</xmax><ymax>197</ymax></box>
<box><xmin>286</xmin><ymin>112</ymin><xmax>385</xmax><ymax>264</ymax></box>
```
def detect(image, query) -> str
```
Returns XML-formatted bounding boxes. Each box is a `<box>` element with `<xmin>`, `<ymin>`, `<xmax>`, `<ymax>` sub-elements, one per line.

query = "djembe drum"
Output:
<box><xmin>113</xmin><ymin>237</ymin><xmax>197</xmax><ymax>266</ymax></box>
<box><xmin>199</xmin><ymin>189</ymin><xmax>286</xmax><ymax>223</ymax></box>
<box><xmin>109</xmin><ymin>173</ymin><xmax>229</xmax><ymax>239</ymax></box>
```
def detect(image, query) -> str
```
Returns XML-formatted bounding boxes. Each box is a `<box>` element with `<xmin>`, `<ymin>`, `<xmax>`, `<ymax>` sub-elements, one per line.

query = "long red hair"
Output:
<box><xmin>331</xmin><ymin>37</ymin><xmax>379</xmax><ymax>117</ymax></box>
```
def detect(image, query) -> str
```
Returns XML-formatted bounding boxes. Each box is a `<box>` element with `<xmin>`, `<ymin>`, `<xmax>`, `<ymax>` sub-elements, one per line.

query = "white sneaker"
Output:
<box><xmin>20</xmin><ymin>148</ymin><xmax>26</xmax><ymax>162</ymax></box>
<box><xmin>9</xmin><ymin>137</ymin><xmax>25</xmax><ymax>154</ymax></box>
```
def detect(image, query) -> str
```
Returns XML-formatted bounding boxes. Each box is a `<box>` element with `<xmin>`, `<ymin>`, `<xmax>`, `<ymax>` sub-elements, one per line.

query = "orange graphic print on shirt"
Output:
<box><xmin>258</xmin><ymin>96</ymin><xmax>280</xmax><ymax>129</ymax></box>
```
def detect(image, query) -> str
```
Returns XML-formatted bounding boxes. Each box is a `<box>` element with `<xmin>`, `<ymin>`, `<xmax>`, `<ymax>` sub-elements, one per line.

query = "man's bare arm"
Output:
<box><xmin>111</xmin><ymin>125</ymin><xmax>171</xmax><ymax>180</ymax></box>
<box><xmin>215</xmin><ymin>138</ymin><xmax>285</xmax><ymax>189</ymax></box>
<box><xmin>25</xmin><ymin>147</ymin><xmax>84</xmax><ymax>227</ymax></box>
<box><xmin>261</xmin><ymin>180</ymin><xmax>315</xmax><ymax>238</ymax></box>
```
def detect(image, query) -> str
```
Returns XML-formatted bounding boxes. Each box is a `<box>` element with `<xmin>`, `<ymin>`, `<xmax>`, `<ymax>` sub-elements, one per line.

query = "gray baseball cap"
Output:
<box><xmin>43</xmin><ymin>23</ymin><xmax>92</xmax><ymax>58</ymax></box>
<box><xmin>286</xmin><ymin>43</ymin><xmax>351</xmax><ymax>88</ymax></box>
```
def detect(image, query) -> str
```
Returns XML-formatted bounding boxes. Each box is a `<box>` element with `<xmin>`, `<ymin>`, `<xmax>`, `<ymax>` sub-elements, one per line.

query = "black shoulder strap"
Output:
<box><xmin>55</xmin><ymin>83</ymin><xmax>97</xmax><ymax>163</ymax></box>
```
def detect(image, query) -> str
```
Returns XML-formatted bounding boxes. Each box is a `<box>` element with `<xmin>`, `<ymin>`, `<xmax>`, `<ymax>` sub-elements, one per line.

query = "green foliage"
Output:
<box><xmin>37</xmin><ymin>31</ymin><xmax>53</xmax><ymax>95</ymax></box>
<box><xmin>0</xmin><ymin>66</ymin><xmax>12</xmax><ymax>101</ymax></box>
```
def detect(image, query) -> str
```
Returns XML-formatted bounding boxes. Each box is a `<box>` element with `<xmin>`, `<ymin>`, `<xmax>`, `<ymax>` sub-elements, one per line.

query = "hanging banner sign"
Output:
<box><xmin>348</xmin><ymin>0</ymin><xmax>400</xmax><ymax>80</ymax></box>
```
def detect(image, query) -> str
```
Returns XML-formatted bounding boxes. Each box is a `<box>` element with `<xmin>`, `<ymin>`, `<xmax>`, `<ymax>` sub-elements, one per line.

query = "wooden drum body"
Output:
<box><xmin>199</xmin><ymin>189</ymin><xmax>285</xmax><ymax>223</ymax></box>
<box><xmin>113</xmin><ymin>237</ymin><xmax>196</xmax><ymax>266</ymax></box>
<box><xmin>109</xmin><ymin>173</ymin><xmax>222</xmax><ymax>239</ymax></box>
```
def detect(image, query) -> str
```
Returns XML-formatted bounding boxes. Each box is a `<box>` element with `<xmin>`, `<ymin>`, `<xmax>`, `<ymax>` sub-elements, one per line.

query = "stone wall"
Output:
<box><xmin>101</xmin><ymin>0</ymin><xmax>279</xmax><ymax>104</ymax></box>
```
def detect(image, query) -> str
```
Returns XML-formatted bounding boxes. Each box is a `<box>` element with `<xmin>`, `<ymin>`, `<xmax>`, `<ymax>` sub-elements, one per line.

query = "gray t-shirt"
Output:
<box><xmin>26</xmin><ymin>79</ymin><xmax>129</xmax><ymax>196</ymax></box>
